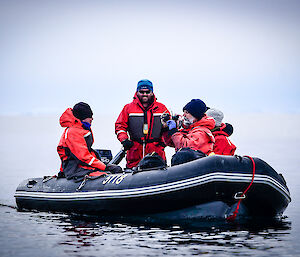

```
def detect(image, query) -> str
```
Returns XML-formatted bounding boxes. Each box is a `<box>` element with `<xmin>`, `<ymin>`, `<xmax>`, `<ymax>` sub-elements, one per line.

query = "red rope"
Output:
<box><xmin>226</xmin><ymin>155</ymin><xmax>256</xmax><ymax>221</ymax></box>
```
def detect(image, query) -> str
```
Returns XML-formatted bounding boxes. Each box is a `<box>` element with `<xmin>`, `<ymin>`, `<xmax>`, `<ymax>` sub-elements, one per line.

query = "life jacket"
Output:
<box><xmin>57</xmin><ymin>108</ymin><xmax>106</xmax><ymax>179</ymax></box>
<box><xmin>115</xmin><ymin>92</ymin><xmax>170</xmax><ymax>168</ymax></box>
<box><xmin>115</xmin><ymin>92</ymin><xmax>170</xmax><ymax>144</ymax></box>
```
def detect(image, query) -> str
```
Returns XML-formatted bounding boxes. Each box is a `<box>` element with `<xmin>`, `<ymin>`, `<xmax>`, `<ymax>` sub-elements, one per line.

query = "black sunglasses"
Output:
<box><xmin>138</xmin><ymin>90</ymin><xmax>151</xmax><ymax>95</ymax></box>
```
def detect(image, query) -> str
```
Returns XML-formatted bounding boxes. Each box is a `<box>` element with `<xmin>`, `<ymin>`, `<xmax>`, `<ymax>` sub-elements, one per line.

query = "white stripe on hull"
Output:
<box><xmin>14</xmin><ymin>172</ymin><xmax>290</xmax><ymax>202</ymax></box>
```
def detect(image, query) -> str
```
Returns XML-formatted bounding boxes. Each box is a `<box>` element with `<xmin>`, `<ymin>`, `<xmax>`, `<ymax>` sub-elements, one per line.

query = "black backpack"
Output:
<box><xmin>171</xmin><ymin>148</ymin><xmax>206</xmax><ymax>166</ymax></box>
<box><xmin>136</xmin><ymin>152</ymin><xmax>167</xmax><ymax>171</ymax></box>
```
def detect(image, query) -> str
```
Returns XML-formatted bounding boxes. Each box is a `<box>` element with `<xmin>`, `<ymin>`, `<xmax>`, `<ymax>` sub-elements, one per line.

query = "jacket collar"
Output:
<box><xmin>188</xmin><ymin>114</ymin><xmax>216</xmax><ymax>130</ymax></box>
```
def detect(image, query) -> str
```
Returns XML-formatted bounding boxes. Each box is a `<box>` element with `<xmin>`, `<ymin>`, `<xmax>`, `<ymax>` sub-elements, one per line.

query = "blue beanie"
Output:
<box><xmin>183</xmin><ymin>99</ymin><xmax>207</xmax><ymax>120</ymax></box>
<box><xmin>137</xmin><ymin>79</ymin><xmax>153</xmax><ymax>92</ymax></box>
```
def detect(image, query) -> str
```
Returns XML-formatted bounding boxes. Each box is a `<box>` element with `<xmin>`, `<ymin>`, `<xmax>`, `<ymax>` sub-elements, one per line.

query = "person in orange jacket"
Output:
<box><xmin>162</xmin><ymin>99</ymin><xmax>215</xmax><ymax>166</ymax></box>
<box><xmin>206</xmin><ymin>108</ymin><xmax>236</xmax><ymax>155</ymax></box>
<box><xmin>115</xmin><ymin>80</ymin><xmax>170</xmax><ymax>168</ymax></box>
<box><xmin>57</xmin><ymin>102</ymin><xmax>122</xmax><ymax>180</ymax></box>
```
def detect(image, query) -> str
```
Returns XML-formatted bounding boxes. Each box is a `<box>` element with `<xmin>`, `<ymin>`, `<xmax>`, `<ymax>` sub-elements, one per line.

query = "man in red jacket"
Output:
<box><xmin>162</xmin><ymin>99</ymin><xmax>215</xmax><ymax>166</ymax></box>
<box><xmin>115</xmin><ymin>80</ymin><xmax>170</xmax><ymax>168</ymax></box>
<box><xmin>57</xmin><ymin>102</ymin><xmax>122</xmax><ymax>180</ymax></box>
<box><xmin>206</xmin><ymin>108</ymin><xmax>236</xmax><ymax>155</ymax></box>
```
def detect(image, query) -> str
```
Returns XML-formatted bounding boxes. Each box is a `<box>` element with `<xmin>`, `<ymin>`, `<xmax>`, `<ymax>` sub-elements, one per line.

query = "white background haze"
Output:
<box><xmin>0</xmin><ymin>0</ymin><xmax>300</xmax><ymax>167</ymax></box>
<box><xmin>1</xmin><ymin>2</ymin><xmax>300</xmax><ymax>254</ymax></box>
<box><xmin>0</xmin><ymin>0</ymin><xmax>299</xmax><ymax>116</ymax></box>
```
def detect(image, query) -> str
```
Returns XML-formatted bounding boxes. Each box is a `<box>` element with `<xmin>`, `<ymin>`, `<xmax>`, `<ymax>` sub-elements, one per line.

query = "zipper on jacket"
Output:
<box><xmin>143</xmin><ymin>110</ymin><xmax>149</xmax><ymax>136</ymax></box>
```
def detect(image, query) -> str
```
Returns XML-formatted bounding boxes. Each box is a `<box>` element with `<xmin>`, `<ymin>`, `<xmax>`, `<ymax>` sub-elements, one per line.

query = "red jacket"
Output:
<box><xmin>115</xmin><ymin>92</ymin><xmax>170</xmax><ymax>168</ymax></box>
<box><xmin>163</xmin><ymin>114</ymin><xmax>215</xmax><ymax>155</ymax></box>
<box><xmin>212</xmin><ymin>123</ymin><xmax>236</xmax><ymax>155</ymax></box>
<box><xmin>57</xmin><ymin>108</ymin><xmax>106</xmax><ymax>179</ymax></box>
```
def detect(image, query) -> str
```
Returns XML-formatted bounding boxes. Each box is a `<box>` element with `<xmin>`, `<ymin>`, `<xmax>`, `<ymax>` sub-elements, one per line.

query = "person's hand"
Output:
<box><xmin>166</xmin><ymin>120</ymin><xmax>177</xmax><ymax>130</ymax></box>
<box><xmin>121</xmin><ymin>139</ymin><xmax>134</xmax><ymax>150</ymax></box>
<box><xmin>105</xmin><ymin>164</ymin><xmax>123</xmax><ymax>173</ymax></box>
<box><xmin>161</xmin><ymin>119</ymin><xmax>168</xmax><ymax>128</ymax></box>
<box><xmin>160</xmin><ymin>113</ymin><xmax>170</xmax><ymax>128</ymax></box>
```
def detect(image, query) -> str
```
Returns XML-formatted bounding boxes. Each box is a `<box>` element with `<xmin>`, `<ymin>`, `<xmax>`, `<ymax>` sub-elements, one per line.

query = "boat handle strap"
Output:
<box><xmin>234</xmin><ymin>192</ymin><xmax>246</xmax><ymax>200</ymax></box>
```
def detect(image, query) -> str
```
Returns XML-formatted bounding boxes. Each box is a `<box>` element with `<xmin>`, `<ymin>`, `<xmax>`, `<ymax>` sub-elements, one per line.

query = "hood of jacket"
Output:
<box><xmin>59</xmin><ymin>108</ymin><xmax>82</xmax><ymax>128</ymax></box>
<box><xmin>190</xmin><ymin>114</ymin><xmax>215</xmax><ymax>130</ymax></box>
<box><xmin>212</xmin><ymin>123</ymin><xmax>232</xmax><ymax>137</ymax></box>
<box><xmin>213</xmin><ymin>130</ymin><xmax>229</xmax><ymax>137</ymax></box>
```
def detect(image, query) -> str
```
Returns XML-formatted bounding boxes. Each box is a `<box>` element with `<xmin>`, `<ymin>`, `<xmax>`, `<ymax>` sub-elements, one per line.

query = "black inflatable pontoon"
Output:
<box><xmin>14</xmin><ymin>155</ymin><xmax>291</xmax><ymax>220</ymax></box>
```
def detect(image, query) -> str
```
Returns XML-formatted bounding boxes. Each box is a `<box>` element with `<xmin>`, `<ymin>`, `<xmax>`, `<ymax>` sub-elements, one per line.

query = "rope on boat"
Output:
<box><xmin>226</xmin><ymin>155</ymin><xmax>256</xmax><ymax>222</ymax></box>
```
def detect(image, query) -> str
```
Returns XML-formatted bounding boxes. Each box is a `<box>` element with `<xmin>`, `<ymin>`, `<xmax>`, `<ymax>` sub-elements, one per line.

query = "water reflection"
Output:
<box><xmin>26</xmin><ymin>211</ymin><xmax>292</xmax><ymax>256</ymax></box>
<box><xmin>0</xmin><ymin>204</ymin><xmax>294</xmax><ymax>257</ymax></box>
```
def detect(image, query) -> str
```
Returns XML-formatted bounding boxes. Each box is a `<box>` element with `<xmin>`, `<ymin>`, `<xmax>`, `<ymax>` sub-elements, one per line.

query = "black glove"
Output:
<box><xmin>105</xmin><ymin>164</ymin><xmax>123</xmax><ymax>174</ymax></box>
<box><xmin>121</xmin><ymin>139</ymin><xmax>134</xmax><ymax>151</ymax></box>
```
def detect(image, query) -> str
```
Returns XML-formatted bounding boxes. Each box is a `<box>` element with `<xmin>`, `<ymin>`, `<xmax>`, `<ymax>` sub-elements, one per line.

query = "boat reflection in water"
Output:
<box><xmin>23</xmin><ymin>210</ymin><xmax>291</xmax><ymax>257</ymax></box>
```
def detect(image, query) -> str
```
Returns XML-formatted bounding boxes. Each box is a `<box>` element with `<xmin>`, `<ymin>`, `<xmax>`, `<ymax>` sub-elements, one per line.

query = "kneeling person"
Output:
<box><xmin>57</xmin><ymin>102</ymin><xmax>122</xmax><ymax>180</ymax></box>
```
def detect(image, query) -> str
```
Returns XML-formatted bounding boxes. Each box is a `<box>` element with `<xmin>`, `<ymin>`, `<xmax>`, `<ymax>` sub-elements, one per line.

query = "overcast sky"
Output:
<box><xmin>1</xmin><ymin>0</ymin><xmax>299</xmax><ymax>117</ymax></box>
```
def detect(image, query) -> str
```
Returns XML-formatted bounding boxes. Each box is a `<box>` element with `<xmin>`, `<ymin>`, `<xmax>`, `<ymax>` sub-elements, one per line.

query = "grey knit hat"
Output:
<box><xmin>206</xmin><ymin>108</ymin><xmax>224</xmax><ymax>127</ymax></box>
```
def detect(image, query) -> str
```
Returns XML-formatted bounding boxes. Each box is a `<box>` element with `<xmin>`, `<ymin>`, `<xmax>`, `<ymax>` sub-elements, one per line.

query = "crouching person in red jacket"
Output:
<box><xmin>206</xmin><ymin>108</ymin><xmax>236</xmax><ymax>155</ymax></box>
<box><xmin>57</xmin><ymin>102</ymin><xmax>122</xmax><ymax>180</ymax></box>
<box><xmin>162</xmin><ymin>99</ymin><xmax>216</xmax><ymax>166</ymax></box>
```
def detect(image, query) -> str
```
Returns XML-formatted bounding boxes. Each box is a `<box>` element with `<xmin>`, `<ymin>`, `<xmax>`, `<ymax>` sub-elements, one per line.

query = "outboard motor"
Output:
<box><xmin>94</xmin><ymin>149</ymin><xmax>113</xmax><ymax>165</ymax></box>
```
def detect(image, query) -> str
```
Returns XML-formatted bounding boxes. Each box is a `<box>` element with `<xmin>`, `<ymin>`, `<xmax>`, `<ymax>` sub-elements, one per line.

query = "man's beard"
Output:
<box><xmin>183</xmin><ymin>116</ymin><xmax>196</xmax><ymax>127</ymax></box>
<box><xmin>139</xmin><ymin>95</ymin><xmax>154</xmax><ymax>104</ymax></box>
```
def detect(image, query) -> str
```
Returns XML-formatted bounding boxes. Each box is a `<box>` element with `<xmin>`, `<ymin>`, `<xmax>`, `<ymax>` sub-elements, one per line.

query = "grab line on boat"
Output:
<box><xmin>226</xmin><ymin>155</ymin><xmax>256</xmax><ymax>221</ymax></box>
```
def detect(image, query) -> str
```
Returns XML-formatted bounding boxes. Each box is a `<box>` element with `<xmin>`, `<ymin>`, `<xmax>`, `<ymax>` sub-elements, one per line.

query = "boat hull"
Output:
<box><xmin>15</xmin><ymin>155</ymin><xmax>291</xmax><ymax>219</ymax></box>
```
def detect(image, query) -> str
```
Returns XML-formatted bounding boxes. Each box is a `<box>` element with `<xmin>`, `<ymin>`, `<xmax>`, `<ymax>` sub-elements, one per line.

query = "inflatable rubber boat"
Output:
<box><xmin>14</xmin><ymin>155</ymin><xmax>291</xmax><ymax>221</ymax></box>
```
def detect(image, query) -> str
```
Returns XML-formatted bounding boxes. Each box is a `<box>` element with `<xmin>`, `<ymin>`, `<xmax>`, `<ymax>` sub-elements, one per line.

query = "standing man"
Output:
<box><xmin>115</xmin><ymin>79</ymin><xmax>170</xmax><ymax>168</ymax></box>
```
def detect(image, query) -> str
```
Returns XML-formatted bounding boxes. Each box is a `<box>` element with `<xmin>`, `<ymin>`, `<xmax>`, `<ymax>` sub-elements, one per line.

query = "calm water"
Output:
<box><xmin>1</xmin><ymin>114</ymin><xmax>300</xmax><ymax>257</ymax></box>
